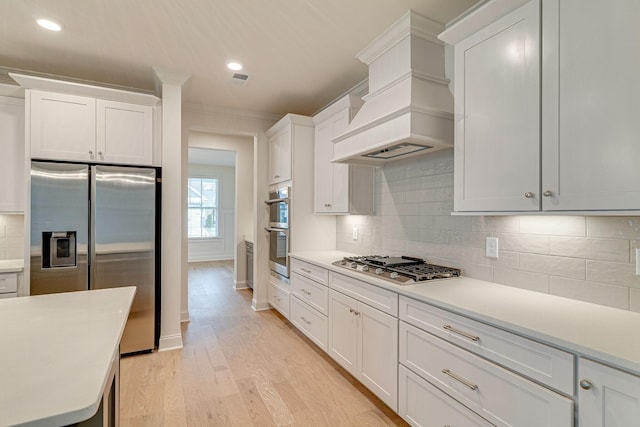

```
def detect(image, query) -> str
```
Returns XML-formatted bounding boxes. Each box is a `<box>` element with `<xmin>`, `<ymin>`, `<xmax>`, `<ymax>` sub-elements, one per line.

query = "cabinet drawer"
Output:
<box><xmin>0</xmin><ymin>292</ymin><xmax>17</xmax><ymax>299</ymax></box>
<box><xmin>269</xmin><ymin>280</ymin><xmax>290</xmax><ymax>319</ymax></box>
<box><xmin>0</xmin><ymin>273</ymin><xmax>18</xmax><ymax>294</ymax></box>
<box><xmin>291</xmin><ymin>272</ymin><xmax>328</xmax><ymax>315</ymax></box>
<box><xmin>399</xmin><ymin>364</ymin><xmax>494</xmax><ymax>427</ymax></box>
<box><xmin>400</xmin><ymin>322</ymin><xmax>573</xmax><ymax>427</ymax></box>
<box><xmin>329</xmin><ymin>271</ymin><xmax>397</xmax><ymax>316</ymax></box>
<box><xmin>290</xmin><ymin>258</ymin><xmax>328</xmax><ymax>285</ymax></box>
<box><xmin>399</xmin><ymin>296</ymin><xmax>574</xmax><ymax>395</ymax></box>
<box><xmin>290</xmin><ymin>296</ymin><xmax>328</xmax><ymax>351</ymax></box>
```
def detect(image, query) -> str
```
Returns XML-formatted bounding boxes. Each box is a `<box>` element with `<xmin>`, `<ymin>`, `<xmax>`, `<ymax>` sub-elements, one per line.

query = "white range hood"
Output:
<box><xmin>331</xmin><ymin>10</ymin><xmax>454</xmax><ymax>166</ymax></box>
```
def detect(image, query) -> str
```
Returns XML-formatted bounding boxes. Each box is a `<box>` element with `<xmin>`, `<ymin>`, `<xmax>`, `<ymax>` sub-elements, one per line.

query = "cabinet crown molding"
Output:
<box><xmin>265</xmin><ymin>113</ymin><xmax>314</xmax><ymax>138</ymax></box>
<box><xmin>312</xmin><ymin>94</ymin><xmax>364</xmax><ymax>125</ymax></box>
<box><xmin>9</xmin><ymin>72</ymin><xmax>159</xmax><ymax>106</ymax></box>
<box><xmin>151</xmin><ymin>66</ymin><xmax>191</xmax><ymax>88</ymax></box>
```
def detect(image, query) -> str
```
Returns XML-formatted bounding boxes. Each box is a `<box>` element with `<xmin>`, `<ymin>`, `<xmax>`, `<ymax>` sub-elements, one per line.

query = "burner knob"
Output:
<box><xmin>350</xmin><ymin>262</ymin><xmax>358</xmax><ymax>269</ymax></box>
<box><xmin>362</xmin><ymin>265</ymin><xmax>369</xmax><ymax>272</ymax></box>
<box><xmin>340</xmin><ymin>260</ymin><xmax>346</xmax><ymax>265</ymax></box>
<box><xmin>390</xmin><ymin>272</ymin><xmax>399</xmax><ymax>279</ymax></box>
<box><xmin>375</xmin><ymin>268</ymin><xmax>383</xmax><ymax>275</ymax></box>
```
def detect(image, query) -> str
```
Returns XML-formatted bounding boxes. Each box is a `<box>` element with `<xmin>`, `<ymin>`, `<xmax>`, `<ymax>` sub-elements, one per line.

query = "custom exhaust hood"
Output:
<box><xmin>331</xmin><ymin>10</ymin><xmax>454</xmax><ymax>166</ymax></box>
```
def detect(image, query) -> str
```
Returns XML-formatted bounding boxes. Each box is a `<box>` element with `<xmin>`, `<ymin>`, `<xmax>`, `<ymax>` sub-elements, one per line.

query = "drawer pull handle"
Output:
<box><xmin>300</xmin><ymin>268</ymin><xmax>312</xmax><ymax>274</ymax></box>
<box><xmin>442</xmin><ymin>369</ymin><xmax>478</xmax><ymax>391</ymax></box>
<box><xmin>349</xmin><ymin>308</ymin><xmax>360</xmax><ymax>315</ymax></box>
<box><xmin>300</xmin><ymin>316</ymin><xmax>311</xmax><ymax>325</ymax></box>
<box><xmin>443</xmin><ymin>325</ymin><xmax>479</xmax><ymax>342</ymax></box>
<box><xmin>579</xmin><ymin>379</ymin><xmax>593</xmax><ymax>390</ymax></box>
<box><xmin>300</xmin><ymin>288</ymin><xmax>311</xmax><ymax>296</ymax></box>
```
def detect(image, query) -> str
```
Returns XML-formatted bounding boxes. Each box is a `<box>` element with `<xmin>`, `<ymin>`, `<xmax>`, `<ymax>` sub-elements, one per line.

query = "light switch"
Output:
<box><xmin>352</xmin><ymin>226</ymin><xmax>358</xmax><ymax>241</ymax></box>
<box><xmin>486</xmin><ymin>237</ymin><xmax>499</xmax><ymax>258</ymax></box>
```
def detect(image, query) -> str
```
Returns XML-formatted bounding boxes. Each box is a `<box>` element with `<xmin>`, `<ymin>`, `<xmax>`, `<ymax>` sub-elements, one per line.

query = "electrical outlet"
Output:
<box><xmin>486</xmin><ymin>237</ymin><xmax>499</xmax><ymax>258</ymax></box>
<box><xmin>636</xmin><ymin>249</ymin><xmax>640</xmax><ymax>275</ymax></box>
<box><xmin>352</xmin><ymin>226</ymin><xmax>358</xmax><ymax>241</ymax></box>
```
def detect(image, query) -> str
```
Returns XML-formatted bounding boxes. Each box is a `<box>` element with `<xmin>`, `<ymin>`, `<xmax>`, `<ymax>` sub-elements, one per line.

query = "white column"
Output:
<box><xmin>153</xmin><ymin>67</ymin><xmax>190</xmax><ymax>352</ymax></box>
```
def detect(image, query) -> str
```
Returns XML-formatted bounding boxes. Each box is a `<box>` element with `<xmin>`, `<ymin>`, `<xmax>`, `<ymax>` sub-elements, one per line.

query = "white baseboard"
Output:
<box><xmin>234</xmin><ymin>280</ymin><xmax>248</xmax><ymax>290</ymax></box>
<box><xmin>180</xmin><ymin>310</ymin><xmax>190</xmax><ymax>323</ymax></box>
<box><xmin>252</xmin><ymin>298</ymin><xmax>271</xmax><ymax>311</ymax></box>
<box><xmin>188</xmin><ymin>254</ymin><xmax>234</xmax><ymax>263</ymax></box>
<box><xmin>158</xmin><ymin>334</ymin><xmax>183</xmax><ymax>352</ymax></box>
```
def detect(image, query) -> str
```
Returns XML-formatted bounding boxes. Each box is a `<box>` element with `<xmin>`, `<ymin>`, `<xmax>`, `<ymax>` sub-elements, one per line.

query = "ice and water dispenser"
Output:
<box><xmin>41</xmin><ymin>231</ymin><xmax>77</xmax><ymax>268</ymax></box>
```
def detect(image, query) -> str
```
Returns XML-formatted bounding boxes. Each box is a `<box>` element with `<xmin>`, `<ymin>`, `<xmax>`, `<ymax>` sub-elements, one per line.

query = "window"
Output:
<box><xmin>188</xmin><ymin>177</ymin><xmax>219</xmax><ymax>238</ymax></box>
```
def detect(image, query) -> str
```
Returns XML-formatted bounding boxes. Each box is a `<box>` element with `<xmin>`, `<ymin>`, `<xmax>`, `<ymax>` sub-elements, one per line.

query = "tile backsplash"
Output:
<box><xmin>336</xmin><ymin>149</ymin><xmax>640</xmax><ymax>312</ymax></box>
<box><xmin>0</xmin><ymin>214</ymin><xmax>24</xmax><ymax>260</ymax></box>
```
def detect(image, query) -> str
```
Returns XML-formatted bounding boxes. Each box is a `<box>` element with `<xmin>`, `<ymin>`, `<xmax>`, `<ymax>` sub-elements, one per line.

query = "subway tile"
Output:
<box><xmin>419</xmin><ymin>229</ymin><xmax>449</xmax><ymax>244</ymax></box>
<box><xmin>587</xmin><ymin>216</ymin><xmax>640</xmax><ymax>239</ymax></box>
<box><xmin>460</xmin><ymin>263</ymin><xmax>493</xmax><ymax>282</ymax></box>
<box><xmin>469</xmin><ymin>247</ymin><xmax>519</xmax><ymax>268</ymax></box>
<box><xmin>380</xmin><ymin>165</ymin><xmax>406</xmax><ymax>182</ymax></box>
<box><xmin>379</xmin><ymin>191</ymin><xmax>406</xmax><ymax>205</ymax></box>
<box><xmin>0</xmin><ymin>249</ymin><xmax>5</xmax><ymax>260</ymax></box>
<box><xmin>5</xmin><ymin>247</ymin><xmax>23</xmax><ymax>259</ymax></box>
<box><xmin>586</xmin><ymin>260</ymin><xmax>640</xmax><ymax>289</ymax></box>
<box><xmin>433</xmin><ymin>187</ymin><xmax>454</xmax><ymax>202</ymax></box>
<box><xmin>405</xmin><ymin>215</ymin><xmax>434</xmax><ymax>228</ymax></box>
<box><xmin>549</xmin><ymin>277</ymin><xmax>629</xmax><ymax>310</ymax></box>
<box><xmin>493</xmin><ymin>267</ymin><xmax>550</xmax><ymax>293</ymax></box>
<box><xmin>519</xmin><ymin>216</ymin><xmax>585</xmax><ymax>237</ymax></box>
<box><xmin>630</xmin><ymin>240</ymin><xmax>640</xmax><ymax>264</ymax></box>
<box><xmin>420</xmin><ymin>201</ymin><xmax>454</xmax><ymax>216</ymax></box>
<box><xmin>405</xmin><ymin>241</ymin><xmax>473</xmax><ymax>263</ymax></box>
<box><xmin>519</xmin><ymin>253</ymin><xmax>585</xmax><ymax>280</ymax></box>
<box><xmin>494</xmin><ymin>233</ymin><xmax>550</xmax><ymax>255</ymax></box>
<box><xmin>630</xmin><ymin>289</ymin><xmax>640</xmax><ymax>313</ymax></box>
<box><xmin>447</xmin><ymin>231</ymin><xmax>486</xmax><ymax>248</ymax></box>
<box><xmin>433</xmin><ymin>149</ymin><xmax>454</xmax><ymax>174</ymax></box>
<box><xmin>405</xmin><ymin>189</ymin><xmax>435</xmax><ymax>203</ymax></box>
<box><xmin>549</xmin><ymin>237</ymin><xmax>629</xmax><ymax>262</ymax></box>
<box><xmin>0</xmin><ymin>226</ymin><xmax>5</xmax><ymax>239</ymax></box>
<box><xmin>431</xmin><ymin>215</ymin><xmax>472</xmax><ymax>232</ymax></box>
<box><xmin>471</xmin><ymin>216</ymin><xmax>520</xmax><ymax>233</ymax></box>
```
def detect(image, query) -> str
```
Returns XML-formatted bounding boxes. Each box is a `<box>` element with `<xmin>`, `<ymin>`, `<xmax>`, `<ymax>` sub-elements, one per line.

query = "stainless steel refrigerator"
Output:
<box><xmin>30</xmin><ymin>161</ymin><xmax>158</xmax><ymax>354</ymax></box>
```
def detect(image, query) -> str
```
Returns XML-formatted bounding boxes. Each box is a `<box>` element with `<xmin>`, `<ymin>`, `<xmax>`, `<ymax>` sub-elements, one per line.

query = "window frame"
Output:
<box><xmin>187</xmin><ymin>175</ymin><xmax>221</xmax><ymax>240</ymax></box>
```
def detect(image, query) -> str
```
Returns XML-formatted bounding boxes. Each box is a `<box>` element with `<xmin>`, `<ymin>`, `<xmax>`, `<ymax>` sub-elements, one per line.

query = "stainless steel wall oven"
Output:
<box><xmin>265</xmin><ymin>187</ymin><xmax>290</xmax><ymax>277</ymax></box>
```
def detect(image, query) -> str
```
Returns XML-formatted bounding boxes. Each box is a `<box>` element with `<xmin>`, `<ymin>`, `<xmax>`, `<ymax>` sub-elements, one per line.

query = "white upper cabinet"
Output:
<box><xmin>541</xmin><ymin>0</ymin><xmax>640</xmax><ymax>211</ymax></box>
<box><xmin>267</xmin><ymin>127</ymin><xmax>292</xmax><ymax>185</ymax></box>
<box><xmin>30</xmin><ymin>90</ymin><xmax>96</xmax><ymax>162</ymax></box>
<box><xmin>96</xmin><ymin>99</ymin><xmax>153</xmax><ymax>165</ymax></box>
<box><xmin>0</xmin><ymin>96</ymin><xmax>25</xmax><ymax>212</ymax></box>
<box><xmin>313</xmin><ymin>95</ymin><xmax>374</xmax><ymax>215</ymax></box>
<box><xmin>11</xmin><ymin>73</ymin><xmax>159</xmax><ymax>167</ymax></box>
<box><xmin>441</xmin><ymin>0</ymin><xmax>640</xmax><ymax>213</ymax></box>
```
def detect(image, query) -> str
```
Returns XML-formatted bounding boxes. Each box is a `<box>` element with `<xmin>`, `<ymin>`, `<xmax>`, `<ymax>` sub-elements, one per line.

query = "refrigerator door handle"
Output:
<box><xmin>89</xmin><ymin>166</ymin><xmax>97</xmax><ymax>289</ymax></box>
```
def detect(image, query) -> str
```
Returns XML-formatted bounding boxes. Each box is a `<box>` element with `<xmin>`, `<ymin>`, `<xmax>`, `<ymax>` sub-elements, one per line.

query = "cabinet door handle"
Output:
<box><xmin>300</xmin><ymin>316</ymin><xmax>311</xmax><ymax>325</ymax></box>
<box><xmin>443</xmin><ymin>325</ymin><xmax>479</xmax><ymax>342</ymax></box>
<box><xmin>524</xmin><ymin>192</ymin><xmax>535</xmax><ymax>199</ymax></box>
<box><xmin>543</xmin><ymin>190</ymin><xmax>553</xmax><ymax>197</ymax></box>
<box><xmin>442</xmin><ymin>369</ymin><xmax>478</xmax><ymax>391</ymax></box>
<box><xmin>579</xmin><ymin>379</ymin><xmax>593</xmax><ymax>390</ymax></box>
<box><xmin>274</xmin><ymin>175</ymin><xmax>280</xmax><ymax>179</ymax></box>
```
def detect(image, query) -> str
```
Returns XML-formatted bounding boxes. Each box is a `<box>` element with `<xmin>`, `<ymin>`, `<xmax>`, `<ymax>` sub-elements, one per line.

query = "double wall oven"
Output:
<box><xmin>265</xmin><ymin>187</ymin><xmax>290</xmax><ymax>278</ymax></box>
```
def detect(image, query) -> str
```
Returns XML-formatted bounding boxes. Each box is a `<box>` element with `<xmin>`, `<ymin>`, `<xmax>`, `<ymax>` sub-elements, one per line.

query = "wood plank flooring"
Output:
<box><xmin>120</xmin><ymin>261</ymin><xmax>408</xmax><ymax>426</ymax></box>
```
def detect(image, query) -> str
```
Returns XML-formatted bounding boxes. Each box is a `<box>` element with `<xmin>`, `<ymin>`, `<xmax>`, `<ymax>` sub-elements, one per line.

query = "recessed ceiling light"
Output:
<box><xmin>226</xmin><ymin>61</ymin><xmax>243</xmax><ymax>71</ymax></box>
<box><xmin>37</xmin><ymin>18</ymin><xmax>62</xmax><ymax>32</ymax></box>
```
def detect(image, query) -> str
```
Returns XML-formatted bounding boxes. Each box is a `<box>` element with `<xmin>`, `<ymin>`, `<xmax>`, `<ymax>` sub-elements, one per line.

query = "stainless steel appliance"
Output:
<box><xmin>265</xmin><ymin>186</ymin><xmax>290</xmax><ymax>277</ymax></box>
<box><xmin>333</xmin><ymin>255</ymin><xmax>460</xmax><ymax>285</ymax></box>
<box><xmin>30</xmin><ymin>161</ymin><xmax>158</xmax><ymax>354</ymax></box>
<box><xmin>265</xmin><ymin>186</ymin><xmax>290</xmax><ymax>228</ymax></box>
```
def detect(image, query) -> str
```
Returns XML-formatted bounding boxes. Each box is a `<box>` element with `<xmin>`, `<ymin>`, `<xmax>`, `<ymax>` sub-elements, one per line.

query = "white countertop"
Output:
<box><xmin>290</xmin><ymin>251</ymin><xmax>640</xmax><ymax>375</ymax></box>
<box><xmin>0</xmin><ymin>287</ymin><xmax>135</xmax><ymax>427</ymax></box>
<box><xmin>0</xmin><ymin>259</ymin><xmax>23</xmax><ymax>273</ymax></box>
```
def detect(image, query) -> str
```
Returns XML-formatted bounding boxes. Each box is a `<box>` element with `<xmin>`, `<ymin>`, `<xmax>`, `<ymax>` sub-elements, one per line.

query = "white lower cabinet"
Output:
<box><xmin>399</xmin><ymin>321</ymin><xmax>572</xmax><ymax>426</ymax></box>
<box><xmin>399</xmin><ymin>364</ymin><xmax>494</xmax><ymax>427</ymax></box>
<box><xmin>290</xmin><ymin>296</ymin><xmax>328</xmax><ymax>351</ymax></box>
<box><xmin>268</xmin><ymin>275</ymin><xmax>290</xmax><ymax>319</ymax></box>
<box><xmin>0</xmin><ymin>273</ymin><xmax>18</xmax><ymax>299</ymax></box>
<box><xmin>578</xmin><ymin>358</ymin><xmax>640</xmax><ymax>426</ymax></box>
<box><xmin>328</xmin><ymin>288</ymin><xmax>398</xmax><ymax>411</ymax></box>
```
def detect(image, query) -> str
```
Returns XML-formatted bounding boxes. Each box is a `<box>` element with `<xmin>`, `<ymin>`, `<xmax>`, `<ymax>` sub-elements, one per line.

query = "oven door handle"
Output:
<box><xmin>264</xmin><ymin>197</ymin><xmax>289</xmax><ymax>205</ymax></box>
<box><xmin>265</xmin><ymin>227</ymin><xmax>289</xmax><ymax>234</ymax></box>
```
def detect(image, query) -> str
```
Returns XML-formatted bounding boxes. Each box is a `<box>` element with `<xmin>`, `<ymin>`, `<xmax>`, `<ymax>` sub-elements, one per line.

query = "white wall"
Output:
<box><xmin>187</xmin><ymin>163</ymin><xmax>236</xmax><ymax>262</ymax></box>
<box><xmin>337</xmin><ymin>149</ymin><xmax>640</xmax><ymax>312</ymax></box>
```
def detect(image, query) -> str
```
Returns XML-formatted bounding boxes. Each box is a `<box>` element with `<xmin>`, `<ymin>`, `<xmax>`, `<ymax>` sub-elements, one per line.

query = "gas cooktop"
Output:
<box><xmin>332</xmin><ymin>255</ymin><xmax>460</xmax><ymax>285</ymax></box>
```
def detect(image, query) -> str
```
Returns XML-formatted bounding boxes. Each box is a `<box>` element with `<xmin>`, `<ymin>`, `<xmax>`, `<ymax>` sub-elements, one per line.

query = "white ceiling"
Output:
<box><xmin>1</xmin><ymin>0</ymin><xmax>481</xmax><ymax>116</ymax></box>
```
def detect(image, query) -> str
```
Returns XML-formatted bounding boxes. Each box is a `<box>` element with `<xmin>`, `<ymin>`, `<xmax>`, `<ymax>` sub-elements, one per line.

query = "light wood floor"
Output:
<box><xmin>120</xmin><ymin>261</ymin><xmax>408</xmax><ymax>426</ymax></box>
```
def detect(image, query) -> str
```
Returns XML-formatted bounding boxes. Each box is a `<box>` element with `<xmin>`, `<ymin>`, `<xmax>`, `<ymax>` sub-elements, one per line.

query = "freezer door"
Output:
<box><xmin>92</xmin><ymin>165</ymin><xmax>156</xmax><ymax>354</ymax></box>
<box><xmin>30</xmin><ymin>162</ymin><xmax>89</xmax><ymax>294</ymax></box>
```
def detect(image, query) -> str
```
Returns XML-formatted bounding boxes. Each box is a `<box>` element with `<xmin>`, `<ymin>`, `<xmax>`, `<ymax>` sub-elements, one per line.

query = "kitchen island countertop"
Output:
<box><xmin>0</xmin><ymin>259</ymin><xmax>24</xmax><ymax>273</ymax></box>
<box><xmin>290</xmin><ymin>251</ymin><xmax>640</xmax><ymax>376</ymax></box>
<box><xmin>0</xmin><ymin>287</ymin><xmax>135</xmax><ymax>426</ymax></box>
